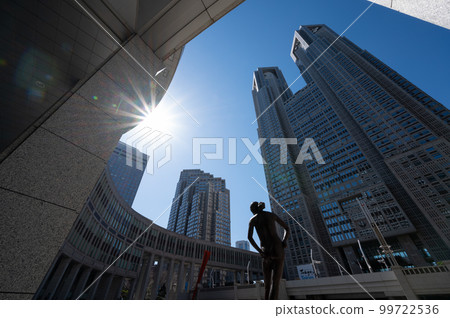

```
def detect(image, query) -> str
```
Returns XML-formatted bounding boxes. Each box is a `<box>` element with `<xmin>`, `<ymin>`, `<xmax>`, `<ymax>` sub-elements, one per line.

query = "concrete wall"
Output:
<box><xmin>0</xmin><ymin>35</ymin><xmax>175</xmax><ymax>299</ymax></box>
<box><xmin>368</xmin><ymin>0</ymin><xmax>450</xmax><ymax>30</ymax></box>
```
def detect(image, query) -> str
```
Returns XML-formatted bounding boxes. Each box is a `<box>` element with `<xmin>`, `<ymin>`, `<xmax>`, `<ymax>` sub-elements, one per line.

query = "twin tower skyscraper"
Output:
<box><xmin>253</xmin><ymin>25</ymin><xmax>450</xmax><ymax>279</ymax></box>
<box><xmin>165</xmin><ymin>25</ymin><xmax>449</xmax><ymax>281</ymax></box>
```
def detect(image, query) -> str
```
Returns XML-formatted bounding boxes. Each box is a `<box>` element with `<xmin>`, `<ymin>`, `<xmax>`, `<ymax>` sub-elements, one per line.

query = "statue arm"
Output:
<box><xmin>273</xmin><ymin>214</ymin><xmax>290</xmax><ymax>248</ymax></box>
<box><xmin>248</xmin><ymin>219</ymin><xmax>264</xmax><ymax>257</ymax></box>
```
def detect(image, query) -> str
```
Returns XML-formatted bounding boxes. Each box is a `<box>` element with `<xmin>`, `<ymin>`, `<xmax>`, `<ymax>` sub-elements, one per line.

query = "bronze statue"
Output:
<box><xmin>247</xmin><ymin>201</ymin><xmax>290</xmax><ymax>300</ymax></box>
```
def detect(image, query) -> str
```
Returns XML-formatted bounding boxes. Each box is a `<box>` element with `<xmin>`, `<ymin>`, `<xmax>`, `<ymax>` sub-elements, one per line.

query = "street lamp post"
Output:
<box><xmin>377</xmin><ymin>249</ymin><xmax>389</xmax><ymax>271</ymax></box>
<box><xmin>358</xmin><ymin>239</ymin><xmax>373</xmax><ymax>273</ymax></box>
<box><xmin>310</xmin><ymin>249</ymin><xmax>322</xmax><ymax>278</ymax></box>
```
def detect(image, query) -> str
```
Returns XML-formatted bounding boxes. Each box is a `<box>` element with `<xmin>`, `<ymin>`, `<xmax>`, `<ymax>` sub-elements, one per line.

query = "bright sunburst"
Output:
<box><xmin>116</xmin><ymin>75</ymin><xmax>182</xmax><ymax>137</ymax></box>
<box><xmin>140</xmin><ymin>102</ymin><xmax>177</xmax><ymax>135</ymax></box>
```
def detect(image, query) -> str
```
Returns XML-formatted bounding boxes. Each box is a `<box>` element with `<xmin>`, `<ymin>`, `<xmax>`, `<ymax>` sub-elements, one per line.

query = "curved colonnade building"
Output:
<box><xmin>34</xmin><ymin>169</ymin><xmax>262</xmax><ymax>300</ymax></box>
<box><xmin>0</xmin><ymin>0</ymin><xmax>246</xmax><ymax>299</ymax></box>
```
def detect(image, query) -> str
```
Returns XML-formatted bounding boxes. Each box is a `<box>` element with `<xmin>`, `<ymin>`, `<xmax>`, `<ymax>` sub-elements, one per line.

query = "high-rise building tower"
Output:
<box><xmin>167</xmin><ymin>169</ymin><xmax>231</xmax><ymax>246</ymax></box>
<box><xmin>253</xmin><ymin>24</ymin><xmax>450</xmax><ymax>279</ymax></box>
<box><xmin>107</xmin><ymin>141</ymin><xmax>148</xmax><ymax>206</ymax></box>
<box><xmin>252</xmin><ymin>67</ymin><xmax>339</xmax><ymax>279</ymax></box>
<box><xmin>236</xmin><ymin>240</ymin><xmax>250</xmax><ymax>251</ymax></box>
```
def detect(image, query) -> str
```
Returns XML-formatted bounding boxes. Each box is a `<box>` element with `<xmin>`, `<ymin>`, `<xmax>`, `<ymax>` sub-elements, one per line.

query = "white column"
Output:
<box><xmin>176</xmin><ymin>260</ymin><xmax>186</xmax><ymax>295</ymax></box>
<box><xmin>71</xmin><ymin>267</ymin><xmax>91</xmax><ymax>300</ymax></box>
<box><xmin>151</xmin><ymin>257</ymin><xmax>165</xmax><ymax>299</ymax></box>
<box><xmin>44</xmin><ymin>257</ymin><xmax>71</xmax><ymax>299</ymax></box>
<box><xmin>166</xmin><ymin>258</ymin><xmax>175</xmax><ymax>293</ymax></box>
<box><xmin>57</xmin><ymin>263</ymin><xmax>82</xmax><ymax>299</ymax></box>
<box><xmin>134</xmin><ymin>253</ymin><xmax>154</xmax><ymax>299</ymax></box>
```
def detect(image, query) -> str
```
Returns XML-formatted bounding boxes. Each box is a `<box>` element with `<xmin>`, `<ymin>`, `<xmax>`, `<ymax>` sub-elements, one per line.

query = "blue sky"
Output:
<box><xmin>122</xmin><ymin>0</ymin><xmax>450</xmax><ymax>251</ymax></box>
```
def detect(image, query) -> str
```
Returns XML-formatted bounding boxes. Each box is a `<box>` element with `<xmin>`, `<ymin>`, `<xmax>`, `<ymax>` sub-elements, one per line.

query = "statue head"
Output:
<box><xmin>250</xmin><ymin>201</ymin><xmax>259</xmax><ymax>214</ymax></box>
<box><xmin>258</xmin><ymin>202</ymin><xmax>265</xmax><ymax>211</ymax></box>
<box><xmin>250</xmin><ymin>201</ymin><xmax>265</xmax><ymax>214</ymax></box>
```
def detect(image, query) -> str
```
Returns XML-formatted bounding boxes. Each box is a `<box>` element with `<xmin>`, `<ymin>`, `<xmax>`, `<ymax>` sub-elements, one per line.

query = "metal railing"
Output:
<box><xmin>402</xmin><ymin>264</ymin><xmax>449</xmax><ymax>275</ymax></box>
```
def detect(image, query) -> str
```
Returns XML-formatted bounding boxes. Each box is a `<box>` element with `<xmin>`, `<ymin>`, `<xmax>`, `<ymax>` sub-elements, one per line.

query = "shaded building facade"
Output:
<box><xmin>168</xmin><ymin>170</ymin><xmax>231</xmax><ymax>246</ymax></box>
<box><xmin>107</xmin><ymin>141</ymin><xmax>148</xmax><ymax>206</ymax></box>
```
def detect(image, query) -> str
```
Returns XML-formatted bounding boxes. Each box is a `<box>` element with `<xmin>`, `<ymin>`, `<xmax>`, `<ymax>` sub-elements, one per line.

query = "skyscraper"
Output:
<box><xmin>236</xmin><ymin>240</ymin><xmax>250</xmax><ymax>251</ymax></box>
<box><xmin>167</xmin><ymin>169</ymin><xmax>231</xmax><ymax>246</ymax></box>
<box><xmin>252</xmin><ymin>67</ymin><xmax>339</xmax><ymax>279</ymax></box>
<box><xmin>253</xmin><ymin>24</ymin><xmax>450</xmax><ymax>279</ymax></box>
<box><xmin>107</xmin><ymin>141</ymin><xmax>148</xmax><ymax>206</ymax></box>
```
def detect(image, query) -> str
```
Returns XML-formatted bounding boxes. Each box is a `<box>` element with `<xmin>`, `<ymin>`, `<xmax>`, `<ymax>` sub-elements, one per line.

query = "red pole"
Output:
<box><xmin>192</xmin><ymin>250</ymin><xmax>210</xmax><ymax>300</ymax></box>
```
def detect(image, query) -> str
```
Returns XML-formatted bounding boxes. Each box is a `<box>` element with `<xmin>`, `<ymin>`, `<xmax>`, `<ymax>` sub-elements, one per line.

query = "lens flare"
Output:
<box><xmin>140</xmin><ymin>103</ymin><xmax>176</xmax><ymax>134</ymax></box>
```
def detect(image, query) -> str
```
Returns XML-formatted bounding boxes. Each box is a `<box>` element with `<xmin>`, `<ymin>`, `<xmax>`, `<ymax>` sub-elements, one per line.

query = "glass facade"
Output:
<box><xmin>253</xmin><ymin>67</ymin><xmax>338</xmax><ymax>280</ymax></box>
<box><xmin>168</xmin><ymin>169</ymin><xmax>231</xmax><ymax>246</ymax></box>
<box><xmin>285</xmin><ymin>83</ymin><xmax>415</xmax><ymax>247</ymax></box>
<box><xmin>107</xmin><ymin>141</ymin><xmax>148</xmax><ymax>206</ymax></box>
<box><xmin>236</xmin><ymin>240</ymin><xmax>250</xmax><ymax>251</ymax></box>
<box><xmin>291</xmin><ymin>24</ymin><xmax>450</xmax><ymax>262</ymax></box>
<box><xmin>253</xmin><ymin>24</ymin><xmax>450</xmax><ymax>278</ymax></box>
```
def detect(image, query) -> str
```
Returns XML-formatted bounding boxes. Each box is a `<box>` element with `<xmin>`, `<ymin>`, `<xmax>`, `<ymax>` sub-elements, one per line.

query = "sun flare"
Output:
<box><xmin>140</xmin><ymin>103</ymin><xmax>177</xmax><ymax>134</ymax></box>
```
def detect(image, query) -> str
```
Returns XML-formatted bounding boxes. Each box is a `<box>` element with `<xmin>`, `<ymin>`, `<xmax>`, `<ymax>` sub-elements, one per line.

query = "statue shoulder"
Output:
<box><xmin>249</xmin><ymin>212</ymin><xmax>264</xmax><ymax>225</ymax></box>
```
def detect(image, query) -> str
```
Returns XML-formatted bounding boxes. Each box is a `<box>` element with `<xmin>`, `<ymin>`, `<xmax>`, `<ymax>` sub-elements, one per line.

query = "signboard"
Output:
<box><xmin>297</xmin><ymin>264</ymin><xmax>315</xmax><ymax>280</ymax></box>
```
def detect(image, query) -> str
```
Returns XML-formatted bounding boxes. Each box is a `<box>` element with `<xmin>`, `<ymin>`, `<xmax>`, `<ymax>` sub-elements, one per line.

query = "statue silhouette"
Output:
<box><xmin>247</xmin><ymin>201</ymin><xmax>290</xmax><ymax>300</ymax></box>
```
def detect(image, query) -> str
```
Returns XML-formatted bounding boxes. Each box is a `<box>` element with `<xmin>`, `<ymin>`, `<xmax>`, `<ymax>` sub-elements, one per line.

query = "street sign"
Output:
<box><xmin>297</xmin><ymin>264</ymin><xmax>315</xmax><ymax>280</ymax></box>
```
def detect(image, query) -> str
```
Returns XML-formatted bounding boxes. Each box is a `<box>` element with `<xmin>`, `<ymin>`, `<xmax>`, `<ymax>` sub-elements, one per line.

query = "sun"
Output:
<box><xmin>139</xmin><ymin>102</ymin><xmax>178</xmax><ymax>135</ymax></box>
<box><xmin>119</xmin><ymin>78</ymin><xmax>190</xmax><ymax>149</ymax></box>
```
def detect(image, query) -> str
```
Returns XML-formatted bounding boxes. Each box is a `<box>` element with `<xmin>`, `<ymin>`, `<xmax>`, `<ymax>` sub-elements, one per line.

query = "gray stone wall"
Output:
<box><xmin>0</xmin><ymin>35</ymin><xmax>171</xmax><ymax>299</ymax></box>
<box><xmin>369</xmin><ymin>0</ymin><xmax>450</xmax><ymax>30</ymax></box>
